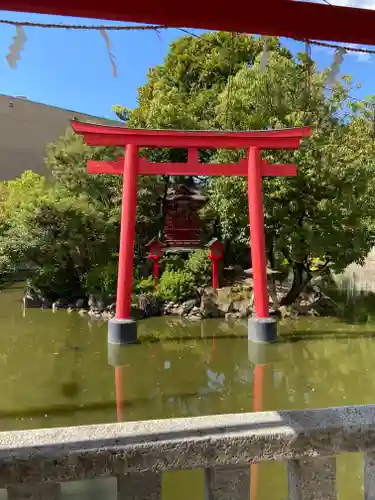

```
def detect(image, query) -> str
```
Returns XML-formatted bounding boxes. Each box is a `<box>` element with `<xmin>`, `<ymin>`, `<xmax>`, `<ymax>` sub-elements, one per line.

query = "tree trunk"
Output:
<box><xmin>280</xmin><ymin>262</ymin><xmax>311</xmax><ymax>306</ymax></box>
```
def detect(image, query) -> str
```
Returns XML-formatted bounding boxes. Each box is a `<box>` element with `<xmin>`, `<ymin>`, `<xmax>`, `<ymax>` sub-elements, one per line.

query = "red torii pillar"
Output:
<box><xmin>72</xmin><ymin>122</ymin><xmax>311</xmax><ymax>344</ymax></box>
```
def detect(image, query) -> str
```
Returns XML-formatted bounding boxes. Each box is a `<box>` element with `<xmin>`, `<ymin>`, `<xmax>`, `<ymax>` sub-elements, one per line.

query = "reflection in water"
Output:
<box><xmin>0</xmin><ymin>285</ymin><xmax>374</xmax><ymax>498</ymax></box>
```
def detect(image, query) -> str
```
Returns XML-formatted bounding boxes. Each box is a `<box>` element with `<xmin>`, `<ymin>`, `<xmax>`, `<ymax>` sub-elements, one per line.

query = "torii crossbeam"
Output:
<box><xmin>72</xmin><ymin>122</ymin><xmax>311</xmax><ymax>344</ymax></box>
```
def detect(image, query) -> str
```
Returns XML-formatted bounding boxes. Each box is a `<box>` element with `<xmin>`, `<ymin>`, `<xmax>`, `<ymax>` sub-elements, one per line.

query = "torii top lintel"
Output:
<box><xmin>2</xmin><ymin>0</ymin><xmax>375</xmax><ymax>46</ymax></box>
<box><xmin>72</xmin><ymin>121</ymin><xmax>311</xmax><ymax>150</ymax></box>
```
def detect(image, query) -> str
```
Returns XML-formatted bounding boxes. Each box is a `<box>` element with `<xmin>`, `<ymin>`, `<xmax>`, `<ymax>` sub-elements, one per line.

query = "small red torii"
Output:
<box><xmin>72</xmin><ymin>122</ymin><xmax>311</xmax><ymax>344</ymax></box>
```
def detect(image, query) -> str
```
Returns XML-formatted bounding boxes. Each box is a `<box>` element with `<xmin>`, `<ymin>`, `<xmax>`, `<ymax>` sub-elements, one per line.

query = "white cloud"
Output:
<box><xmin>327</xmin><ymin>0</ymin><xmax>375</xmax><ymax>8</ymax></box>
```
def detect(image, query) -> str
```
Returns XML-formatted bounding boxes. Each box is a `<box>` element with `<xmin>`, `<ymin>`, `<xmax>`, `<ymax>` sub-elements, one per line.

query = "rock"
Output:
<box><xmin>279</xmin><ymin>305</ymin><xmax>295</xmax><ymax>319</ymax></box>
<box><xmin>181</xmin><ymin>299</ymin><xmax>198</xmax><ymax>315</ymax></box>
<box><xmin>138</xmin><ymin>293</ymin><xmax>162</xmax><ymax>319</ymax></box>
<box><xmin>102</xmin><ymin>310</ymin><xmax>114</xmax><ymax>320</ymax></box>
<box><xmin>96</xmin><ymin>295</ymin><xmax>105</xmax><ymax>312</ymax></box>
<box><xmin>88</xmin><ymin>294</ymin><xmax>96</xmax><ymax>309</ymax></box>
<box><xmin>107</xmin><ymin>303</ymin><xmax>116</xmax><ymax>313</ymax></box>
<box><xmin>225</xmin><ymin>312</ymin><xmax>239</xmax><ymax>321</ymax></box>
<box><xmin>88</xmin><ymin>309</ymin><xmax>102</xmax><ymax>319</ymax></box>
<box><xmin>52</xmin><ymin>301</ymin><xmax>61</xmax><ymax>312</ymax></box>
<box><xmin>200</xmin><ymin>287</ymin><xmax>219</xmax><ymax>318</ymax></box>
<box><xmin>217</xmin><ymin>302</ymin><xmax>232</xmax><ymax>316</ymax></box>
<box><xmin>23</xmin><ymin>291</ymin><xmax>43</xmax><ymax>309</ymax></box>
<box><xmin>40</xmin><ymin>296</ymin><xmax>52</xmax><ymax>309</ymax></box>
<box><xmin>188</xmin><ymin>305</ymin><xmax>202</xmax><ymax>320</ymax></box>
<box><xmin>78</xmin><ymin>309</ymin><xmax>87</xmax><ymax>316</ymax></box>
<box><xmin>162</xmin><ymin>301</ymin><xmax>173</xmax><ymax>314</ymax></box>
<box><xmin>230</xmin><ymin>300</ymin><xmax>251</xmax><ymax>318</ymax></box>
<box><xmin>75</xmin><ymin>298</ymin><xmax>84</xmax><ymax>309</ymax></box>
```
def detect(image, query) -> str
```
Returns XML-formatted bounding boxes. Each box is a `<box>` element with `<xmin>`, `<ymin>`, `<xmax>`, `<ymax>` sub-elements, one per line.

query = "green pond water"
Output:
<box><xmin>1</xmin><ymin>284</ymin><xmax>375</xmax><ymax>499</ymax></box>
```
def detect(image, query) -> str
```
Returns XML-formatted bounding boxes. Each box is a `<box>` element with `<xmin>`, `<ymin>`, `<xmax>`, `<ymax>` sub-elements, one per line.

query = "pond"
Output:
<box><xmin>1</xmin><ymin>284</ymin><xmax>375</xmax><ymax>499</ymax></box>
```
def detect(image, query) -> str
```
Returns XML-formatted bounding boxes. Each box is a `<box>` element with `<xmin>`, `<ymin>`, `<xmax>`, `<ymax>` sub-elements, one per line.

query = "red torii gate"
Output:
<box><xmin>72</xmin><ymin>122</ymin><xmax>311</xmax><ymax>344</ymax></box>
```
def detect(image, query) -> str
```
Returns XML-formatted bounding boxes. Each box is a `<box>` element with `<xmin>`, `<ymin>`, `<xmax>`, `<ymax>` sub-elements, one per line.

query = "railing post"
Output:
<box><xmin>364</xmin><ymin>451</ymin><xmax>375</xmax><ymax>499</ymax></box>
<box><xmin>287</xmin><ymin>457</ymin><xmax>337</xmax><ymax>500</ymax></box>
<box><xmin>7</xmin><ymin>483</ymin><xmax>61</xmax><ymax>500</ymax></box>
<box><xmin>117</xmin><ymin>472</ymin><xmax>162</xmax><ymax>500</ymax></box>
<box><xmin>204</xmin><ymin>466</ymin><xmax>250</xmax><ymax>500</ymax></box>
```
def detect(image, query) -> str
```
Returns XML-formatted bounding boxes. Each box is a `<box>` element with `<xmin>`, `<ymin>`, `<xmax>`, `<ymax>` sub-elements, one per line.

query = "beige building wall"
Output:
<box><xmin>0</xmin><ymin>94</ymin><xmax>122</xmax><ymax>180</ymax></box>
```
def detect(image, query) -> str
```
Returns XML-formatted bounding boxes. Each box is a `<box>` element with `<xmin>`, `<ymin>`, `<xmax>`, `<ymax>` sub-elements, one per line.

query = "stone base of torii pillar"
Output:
<box><xmin>248</xmin><ymin>317</ymin><xmax>277</xmax><ymax>344</ymax></box>
<box><xmin>108</xmin><ymin>318</ymin><xmax>137</xmax><ymax>345</ymax></box>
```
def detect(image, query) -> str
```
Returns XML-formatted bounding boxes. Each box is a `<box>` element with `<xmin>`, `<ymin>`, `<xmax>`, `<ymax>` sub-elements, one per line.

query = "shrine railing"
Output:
<box><xmin>1</xmin><ymin>405</ymin><xmax>375</xmax><ymax>499</ymax></box>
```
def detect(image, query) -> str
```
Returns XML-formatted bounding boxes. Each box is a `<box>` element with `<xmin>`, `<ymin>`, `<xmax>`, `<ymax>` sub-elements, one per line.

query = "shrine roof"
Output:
<box><xmin>166</xmin><ymin>185</ymin><xmax>206</xmax><ymax>202</ymax></box>
<box><xmin>3</xmin><ymin>0</ymin><xmax>375</xmax><ymax>46</ymax></box>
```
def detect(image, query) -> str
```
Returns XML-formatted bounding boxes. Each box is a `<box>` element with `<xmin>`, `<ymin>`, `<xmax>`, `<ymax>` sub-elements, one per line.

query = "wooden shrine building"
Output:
<box><xmin>163</xmin><ymin>185</ymin><xmax>206</xmax><ymax>251</ymax></box>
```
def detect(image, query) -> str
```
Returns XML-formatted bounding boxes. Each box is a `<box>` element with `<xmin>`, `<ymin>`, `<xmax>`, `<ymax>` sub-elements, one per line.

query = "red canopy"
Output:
<box><xmin>1</xmin><ymin>0</ymin><xmax>375</xmax><ymax>46</ymax></box>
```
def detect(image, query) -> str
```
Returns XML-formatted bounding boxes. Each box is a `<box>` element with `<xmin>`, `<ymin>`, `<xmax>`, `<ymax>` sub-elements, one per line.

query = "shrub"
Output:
<box><xmin>85</xmin><ymin>262</ymin><xmax>118</xmax><ymax>297</ymax></box>
<box><xmin>157</xmin><ymin>269</ymin><xmax>195</xmax><ymax>302</ymax></box>
<box><xmin>160</xmin><ymin>254</ymin><xmax>186</xmax><ymax>272</ymax></box>
<box><xmin>186</xmin><ymin>249</ymin><xmax>211</xmax><ymax>285</ymax></box>
<box><xmin>136</xmin><ymin>276</ymin><xmax>155</xmax><ymax>294</ymax></box>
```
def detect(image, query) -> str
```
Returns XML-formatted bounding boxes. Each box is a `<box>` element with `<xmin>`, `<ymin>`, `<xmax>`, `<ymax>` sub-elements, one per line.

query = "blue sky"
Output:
<box><xmin>0</xmin><ymin>10</ymin><xmax>374</xmax><ymax>120</ymax></box>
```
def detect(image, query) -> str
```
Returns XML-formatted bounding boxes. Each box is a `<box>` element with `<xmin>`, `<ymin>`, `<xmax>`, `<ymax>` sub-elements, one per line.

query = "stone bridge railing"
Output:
<box><xmin>1</xmin><ymin>405</ymin><xmax>375</xmax><ymax>499</ymax></box>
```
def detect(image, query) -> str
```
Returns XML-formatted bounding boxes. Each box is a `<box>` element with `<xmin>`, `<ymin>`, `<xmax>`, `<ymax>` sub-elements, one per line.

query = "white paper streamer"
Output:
<box><xmin>326</xmin><ymin>47</ymin><xmax>346</xmax><ymax>85</ymax></box>
<box><xmin>259</xmin><ymin>36</ymin><xmax>270</xmax><ymax>72</ymax></box>
<box><xmin>6</xmin><ymin>26</ymin><xmax>27</xmax><ymax>69</ymax></box>
<box><xmin>100</xmin><ymin>29</ymin><xmax>117</xmax><ymax>78</ymax></box>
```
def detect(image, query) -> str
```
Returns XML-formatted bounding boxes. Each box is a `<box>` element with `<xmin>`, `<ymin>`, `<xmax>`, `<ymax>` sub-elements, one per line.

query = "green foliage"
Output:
<box><xmin>161</xmin><ymin>254</ymin><xmax>186</xmax><ymax>272</ymax></box>
<box><xmin>157</xmin><ymin>269</ymin><xmax>195</xmax><ymax>302</ymax></box>
<box><xmin>186</xmin><ymin>249</ymin><xmax>211</xmax><ymax>285</ymax></box>
<box><xmin>0</xmin><ymin>127</ymin><xmax>166</xmax><ymax>299</ymax></box>
<box><xmin>207</xmin><ymin>51</ymin><xmax>375</xmax><ymax>277</ymax></box>
<box><xmin>136</xmin><ymin>276</ymin><xmax>155</xmax><ymax>294</ymax></box>
<box><xmin>85</xmin><ymin>262</ymin><xmax>118</xmax><ymax>297</ymax></box>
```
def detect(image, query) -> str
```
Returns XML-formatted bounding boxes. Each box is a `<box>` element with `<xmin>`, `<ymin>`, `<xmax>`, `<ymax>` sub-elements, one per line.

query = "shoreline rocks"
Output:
<box><xmin>22</xmin><ymin>280</ymin><xmax>338</xmax><ymax>322</ymax></box>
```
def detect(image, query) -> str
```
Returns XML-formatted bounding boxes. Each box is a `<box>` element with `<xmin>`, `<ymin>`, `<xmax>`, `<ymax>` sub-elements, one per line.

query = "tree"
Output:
<box><xmin>0</xmin><ymin>129</ymin><xmax>166</xmax><ymax>298</ymax></box>
<box><xmin>209</xmin><ymin>52</ymin><xmax>375</xmax><ymax>302</ymax></box>
<box><xmin>115</xmin><ymin>33</ymin><xmax>375</xmax><ymax>303</ymax></box>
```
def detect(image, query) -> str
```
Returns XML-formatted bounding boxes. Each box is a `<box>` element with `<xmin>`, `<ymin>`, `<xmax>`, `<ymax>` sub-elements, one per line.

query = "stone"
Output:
<box><xmin>138</xmin><ymin>294</ymin><xmax>162</xmax><ymax>319</ymax></box>
<box><xmin>162</xmin><ymin>301</ymin><xmax>175</xmax><ymax>315</ymax></box>
<box><xmin>75</xmin><ymin>298</ymin><xmax>84</xmax><ymax>309</ymax></box>
<box><xmin>225</xmin><ymin>312</ymin><xmax>239</xmax><ymax>321</ymax></box>
<box><xmin>96</xmin><ymin>296</ymin><xmax>105</xmax><ymax>312</ymax></box>
<box><xmin>0</xmin><ymin>404</ymin><xmax>374</xmax><ymax>489</ymax></box>
<box><xmin>88</xmin><ymin>309</ymin><xmax>102</xmax><ymax>319</ymax></box>
<box><xmin>181</xmin><ymin>299</ymin><xmax>198</xmax><ymax>315</ymax></box>
<box><xmin>7</xmin><ymin>483</ymin><xmax>61</xmax><ymax>500</ymax></box>
<box><xmin>364</xmin><ymin>451</ymin><xmax>375</xmax><ymax>500</ymax></box>
<box><xmin>200</xmin><ymin>287</ymin><xmax>219</xmax><ymax>318</ymax></box>
<box><xmin>217</xmin><ymin>302</ymin><xmax>232</xmax><ymax>316</ymax></box>
<box><xmin>230</xmin><ymin>300</ymin><xmax>251</xmax><ymax>318</ymax></box>
<box><xmin>279</xmin><ymin>305</ymin><xmax>295</xmax><ymax>319</ymax></box>
<box><xmin>204</xmin><ymin>466</ymin><xmax>250</xmax><ymax>500</ymax></box>
<box><xmin>22</xmin><ymin>291</ymin><xmax>43</xmax><ymax>309</ymax></box>
<box><xmin>117</xmin><ymin>472</ymin><xmax>161</xmax><ymax>500</ymax></box>
<box><xmin>107</xmin><ymin>303</ymin><xmax>116</xmax><ymax>313</ymax></box>
<box><xmin>88</xmin><ymin>294</ymin><xmax>96</xmax><ymax>309</ymax></box>
<box><xmin>288</xmin><ymin>457</ymin><xmax>337</xmax><ymax>500</ymax></box>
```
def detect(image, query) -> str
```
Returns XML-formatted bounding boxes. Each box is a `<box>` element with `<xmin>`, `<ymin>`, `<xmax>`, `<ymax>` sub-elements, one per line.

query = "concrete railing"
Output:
<box><xmin>2</xmin><ymin>405</ymin><xmax>375</xmax><ymax>499</ymax></box>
